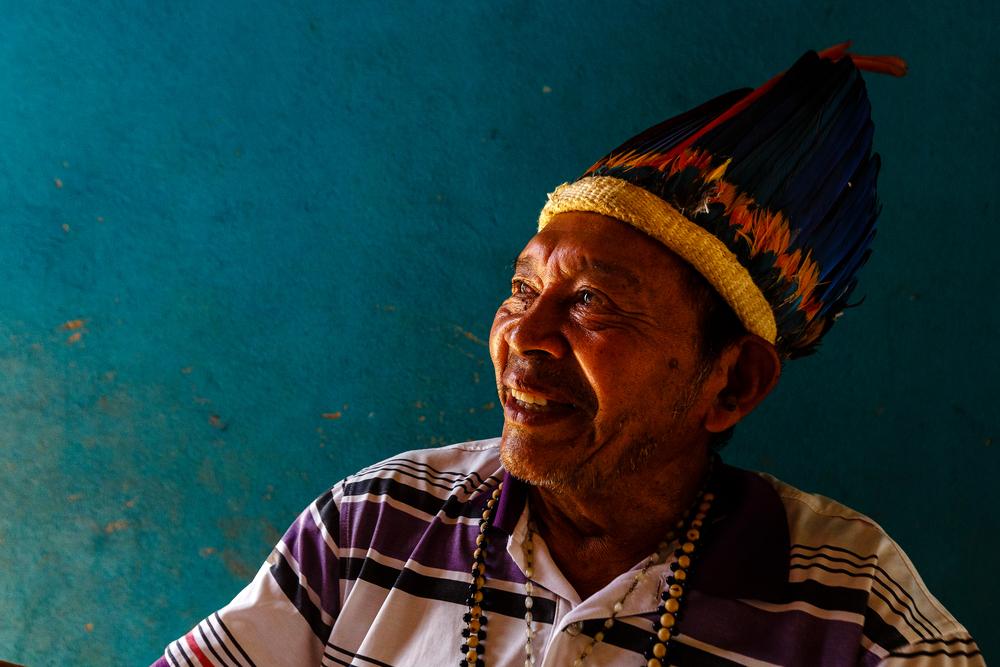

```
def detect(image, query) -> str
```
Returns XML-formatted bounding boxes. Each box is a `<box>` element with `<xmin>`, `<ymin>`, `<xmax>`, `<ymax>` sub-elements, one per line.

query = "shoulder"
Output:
<box><xmin>337</xmin><ymin>437</ymin><xmax>504</xmax><ymax>522</ymax></box>
<box><xmin>756</xmin><ymin>472</ymin><xmax>981</xmax><ymax>661</ymax></box>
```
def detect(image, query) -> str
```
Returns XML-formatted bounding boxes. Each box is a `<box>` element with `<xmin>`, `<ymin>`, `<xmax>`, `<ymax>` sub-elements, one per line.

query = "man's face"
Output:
<box><xmin>489</xmin><ymin>211</ymin><xmax>719</xmax><ymax>492</ymax></box>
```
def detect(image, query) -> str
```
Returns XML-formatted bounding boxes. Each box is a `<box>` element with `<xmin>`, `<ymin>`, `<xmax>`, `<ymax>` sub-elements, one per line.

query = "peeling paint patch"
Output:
<box><xmin>208</xmin><ymin>414</ymin><xmax>227</xmax><ymax>430</ymax></box>
<box><xmin>84</xmin><ymin>622</ymin><xmax>93</xmax><ymax>633</ymax></box>
<box><xmin>62</xmin><ymin>319</ymin><xmax>86</xmax><ymax>330</ymax></box>
<box><xmin>54</xmin><ymin>177</ymin><xmax>63</xmax><ymax>189</ymax></box>
<box><xmin>322</xmin><ymin>411</ymin><xmax>341</xmax><ymax>420</ymax></box>
<box><xmin>104</xmin><ymin>519</ymin><xmax>129</xmax><ymax>534</ymax></box>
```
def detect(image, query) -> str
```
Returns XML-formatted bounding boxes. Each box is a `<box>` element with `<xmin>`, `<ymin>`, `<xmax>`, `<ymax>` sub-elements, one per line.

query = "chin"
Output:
<box><xmin>498</xmin><ymin>429</ymin><xmax>597</xmax><ymax>493</ymax></box>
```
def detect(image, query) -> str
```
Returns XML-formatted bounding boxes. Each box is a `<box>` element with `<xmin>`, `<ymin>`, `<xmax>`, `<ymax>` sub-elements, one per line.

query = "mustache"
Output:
<box><xmin>502</xmin><ymin>357</ymin><xmax>596</xmax><ymax>410</ymax></box>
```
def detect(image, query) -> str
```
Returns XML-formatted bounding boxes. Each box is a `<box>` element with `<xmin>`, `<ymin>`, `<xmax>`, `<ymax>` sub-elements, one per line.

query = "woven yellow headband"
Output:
<box><xmin>537</xmin><ymin>176</ymin><xmax>778</xmax><ymax>344</ymax></box>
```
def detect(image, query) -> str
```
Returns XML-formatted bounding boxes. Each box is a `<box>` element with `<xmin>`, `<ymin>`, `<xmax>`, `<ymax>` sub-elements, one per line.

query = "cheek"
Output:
<box><xmin>489</xmin><ymin>306</ymin><xmax>513</xmax><ymax>369</ymax></box>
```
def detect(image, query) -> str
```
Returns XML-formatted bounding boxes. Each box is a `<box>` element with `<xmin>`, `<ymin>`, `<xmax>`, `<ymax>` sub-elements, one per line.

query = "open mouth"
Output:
<box><xmin>503</xmin><ymin>386</ymin><xmax>579</xmax><ymax>425</ymax></box>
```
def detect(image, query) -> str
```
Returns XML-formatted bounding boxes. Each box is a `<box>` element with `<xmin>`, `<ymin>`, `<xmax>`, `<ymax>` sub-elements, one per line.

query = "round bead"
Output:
<box><xmin>647</xmin><ymin>659</ymin><xmax>662</xmax><ymax>667</ymax></box>
<box><xmin>669</xmin><ymin>584</ymin><xmax>683</xmax><ymax>598</ymax></box>
<box><xmin>613</xmin><ymin>601</ymin><xmax>624</xmax><ymax>614</ymax></box>
<box><xmin>525</xmin><ymin>581</ymin><xmax>534</xmax><ymax>595</ymax></box>
<box><xmin>703</xmin><ymin>492</ymin><xmax>715</xmax><ymax>501</ymax></box>
<box><xmin>660</xmin><ymin>613</ymin><xmax>676</xmax><ymax>627</ymax></box>
<box><xmin>653</xmin><ymin>642</ymin><xmax>667</xmax><ymax>658</ymax></box>
<box><xmin>470</xmin><ymin>618</ymin><xmax>480</xmax><ymax>632</ymax></box>
<box><xmin>678</xmin><ymin>555</ymin><xmax>691</xmax><ymax>568</ymax></box>
<box><xmin>572</xmin><ymin>660</ymin><xmax>582</xmax><ymax>667</ymax></box>
<box><xmin>674</xmin><ymin>569</ymin><xmax>687</xmax><ymax>581</ymax></box>
<box><xmin>524</xmin><ymin>611</ymin><xmax>533</xmax><ymax>623</ymax></box>
<box><xmin>524</xmin><ymin>597</ymin><xmax>533</xmax><ymax>609</ymax></box>
<box><xmin>466</xmin><ymin>649</ymin><xmax>478</xmax><ymax>662</ymax></box>
<box><xmin>698</xmin><ymin>502</ymin><xmax>711</xmax><ymax>512</ymax></box>
<box><xmin>604</xmin><ymin>618</ymin><xmax>614</xmax><ymax>629</ymax></box>
<box><xmin>476</xmin><ymin>576</ymin><xmax>485</xmax><ymax>588</ymax></box>
<box><xmin>473</xmin><ymin>548</ymin><xmax>482</xmax><ymax>559</ymax></box>
<box><xmin>665</xmin><ymin>598</ymin><xmax>680</xmax><ymax>613</ymax></box>
<box><xmin>691</xmin><ymin>519</ymin><xmax>703</xmax><ymax>528</ymax></box>
<box><xmin>482</xmin><ymin>510</ymin><xmax>491</xmax><ymax>520</ymax></box>
<box><xmin>657</xmin><ymin>627</ymin><xmax>671</xmax><ymax>641</ymax></box>
<box><xmin>471</xmin><ymin>605</ymin><xmax>481</xmax><ymax>617</ymax></box>
<box><xmin>686</xmin><ymin>529</ymin><xmax>700</xmax><ymax>541</ymax></box>
<box><xmin>476</xmin><ymin>534</ymin><xmax>485</xmax><ymax>545</ymax></box>
<box><xmin>524</xmin><ymin>566</ymin><xmax>534</xmax><ymax>578</ymax></box>
<box><xmin>594</xmin><ymin>631</ymin><xmax>605</xmax><ymax>642</ymax></box>
<box><xmin>468</xmin><ymin>635</ymin><xmax>479</xmax><ymax>648</ymax></box>
<box><xmin>474</xmin><ymin>591</ymin><xmax>483</xmax><ymax>602</ymax></box>
<box><xmin>487</xmin><ymin>498</ymin><xmax>496</xmax><ymax>507</ymax></box>
<box><xmin>682</xmin><ymin>541</ymin><xmax>695</xmax><ymax>554</ymax></box>
<box><xmin>479</xmin><ymin>523</ymin><xmax>488</xmax><ymax>534</ymax></box>
<box><xmin>694</xmin><ymin>512</ymin><xmax>706</xmax><ymax>521</ymax></box>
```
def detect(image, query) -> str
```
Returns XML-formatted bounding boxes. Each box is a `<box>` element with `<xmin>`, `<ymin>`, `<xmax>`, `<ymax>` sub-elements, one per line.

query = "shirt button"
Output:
<box><xmin>566</xmin><ymin>622</ymin><xmax>583</xmax><ymax>636</ymax></box>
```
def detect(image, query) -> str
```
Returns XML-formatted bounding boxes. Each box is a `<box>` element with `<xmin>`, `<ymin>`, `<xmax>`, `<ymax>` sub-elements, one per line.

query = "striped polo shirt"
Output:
<box><xmin>154</xmin><ymin>438</ymin><xmax>983</xmax><ymax>666</ymax></box>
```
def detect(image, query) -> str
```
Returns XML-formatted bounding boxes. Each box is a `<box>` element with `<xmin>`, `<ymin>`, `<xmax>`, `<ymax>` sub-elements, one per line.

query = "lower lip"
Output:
<box><xmin>503</xmin><ymin>394</ymin><xmax>580</xmax><ymax>426</ymax></box>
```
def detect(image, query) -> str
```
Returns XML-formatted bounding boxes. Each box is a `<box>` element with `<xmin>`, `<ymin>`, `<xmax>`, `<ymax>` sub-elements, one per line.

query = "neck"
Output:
<box><xmin>527</xmin><ymin>445</ymin><xmax>710</xmax><ymax>600</ymax></box>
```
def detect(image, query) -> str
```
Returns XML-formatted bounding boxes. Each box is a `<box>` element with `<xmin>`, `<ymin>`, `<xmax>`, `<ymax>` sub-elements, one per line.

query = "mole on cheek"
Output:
<box><xmin>668</xmin><ymin>357</ymin><xmax>680</xmax><ymax>370</ymax></box>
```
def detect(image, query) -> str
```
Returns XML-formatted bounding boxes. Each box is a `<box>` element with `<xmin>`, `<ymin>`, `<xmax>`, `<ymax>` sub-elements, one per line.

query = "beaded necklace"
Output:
<box><xmin>459</xmin><ymin>459</ymin><xmax>717</xmax><ymax>667</ymax></box>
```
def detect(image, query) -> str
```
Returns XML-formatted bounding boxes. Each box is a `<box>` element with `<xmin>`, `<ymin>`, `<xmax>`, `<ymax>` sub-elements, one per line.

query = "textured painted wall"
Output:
<box><xmin>0</xmin><ymin>1</ymin><xmax>996</xmax><ymax>664</ymax></box>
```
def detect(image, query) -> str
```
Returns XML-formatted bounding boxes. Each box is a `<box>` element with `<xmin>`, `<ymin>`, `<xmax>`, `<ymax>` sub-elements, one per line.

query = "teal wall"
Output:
<box><xmin>0</xmin><ymin>1</ymin><xmax>996</xmax><ymax>664</ymax></box>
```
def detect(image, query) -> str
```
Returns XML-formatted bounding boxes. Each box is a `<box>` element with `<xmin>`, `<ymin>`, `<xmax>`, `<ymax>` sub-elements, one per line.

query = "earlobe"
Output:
<box><xmin>703</xmin><ymin>335</ymin><xmax>781</xmax><ymax>434</ymax></box>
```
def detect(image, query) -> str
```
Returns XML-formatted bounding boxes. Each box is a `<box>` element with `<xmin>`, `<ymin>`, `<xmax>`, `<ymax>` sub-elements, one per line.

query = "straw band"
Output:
<box><xmin>538</xmin><ymin>176</ymin><xmax>778</xmax><ymax>343</ymax></box>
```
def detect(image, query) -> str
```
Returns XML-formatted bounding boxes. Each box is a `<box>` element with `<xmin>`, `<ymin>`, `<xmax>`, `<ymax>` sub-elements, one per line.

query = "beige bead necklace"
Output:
<box><xmin>459</xmin><ymin>459</ymin><xmax>716</xmax><ymax>667</ymax></box>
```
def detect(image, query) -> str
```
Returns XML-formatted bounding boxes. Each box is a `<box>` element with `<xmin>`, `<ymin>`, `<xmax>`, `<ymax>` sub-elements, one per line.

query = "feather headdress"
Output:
<box><xmin>538</xmin><ymin>43</ymin><xmax>906</xmax><ymax>358</ymax></box>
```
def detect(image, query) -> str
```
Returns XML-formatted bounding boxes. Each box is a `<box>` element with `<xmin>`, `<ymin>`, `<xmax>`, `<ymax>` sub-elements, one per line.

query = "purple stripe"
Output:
<box><xmin>344</xmin><ymin>496</ymin><xmax>527</xmax><ymax>582</ymax></box>
<box><xmin>280</xmin><ymin>505</ymin><xmax>341</xmax><ymax>618</ymax></box>
<box><xmin>682</xmin><ymin>591</ymin><xmax>864</xmax><ymax>666</ymax></box>
<box><xmin>150</xmin><ymin>658</ymin><xmax>171</xmax><ymax>667</ymax></box>
<box><xmin>859</xmin><ymin>647</ymin><xmax>883</xmax><ymax>666</ymax></box>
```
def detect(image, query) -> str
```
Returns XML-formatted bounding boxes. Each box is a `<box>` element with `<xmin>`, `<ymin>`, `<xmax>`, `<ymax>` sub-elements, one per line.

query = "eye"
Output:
<box><xmin>511</xmin><ymin>279</ymin><xmax>535</xmax><ymax>296</ymax></box>
<box><xmin>577</xmin><ymin>289</ymin><xmax>596</xmax><ymax>305</ymax></box>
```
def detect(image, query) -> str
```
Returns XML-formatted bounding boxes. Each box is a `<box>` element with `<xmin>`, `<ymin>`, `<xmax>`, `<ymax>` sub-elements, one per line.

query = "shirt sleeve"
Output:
<box><xmin>152</xmin><ymin>483</ymin><xmax>344</xmax><ymax>667</ymax></box>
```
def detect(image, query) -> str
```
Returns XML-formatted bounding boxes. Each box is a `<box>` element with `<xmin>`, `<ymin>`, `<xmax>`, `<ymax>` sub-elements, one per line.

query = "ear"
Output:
<box><xmin>703</xmin><ymin>334</ymin><xmax>782</xmax><ymax>434</ymax></box>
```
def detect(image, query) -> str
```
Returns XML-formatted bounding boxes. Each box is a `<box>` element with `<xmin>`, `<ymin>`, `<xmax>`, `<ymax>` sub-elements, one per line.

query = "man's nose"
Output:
<box><xmin>506</xmin><ymin>293</ymin><xmax>569</xmax><ymax>359</ymax></box>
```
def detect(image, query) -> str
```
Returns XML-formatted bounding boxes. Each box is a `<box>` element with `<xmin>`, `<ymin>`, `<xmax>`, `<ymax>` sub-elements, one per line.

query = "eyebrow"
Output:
<box><xmin>514</xmin><ymin>257</ymin><xmax>641</xmax><ymax>288</ymax></box>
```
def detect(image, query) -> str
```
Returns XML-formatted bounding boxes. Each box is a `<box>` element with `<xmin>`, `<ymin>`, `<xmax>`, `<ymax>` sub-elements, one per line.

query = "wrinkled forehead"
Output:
<box><xmin>515</xmin><ymin>211</ymin><xmax>697</xmax><ymax>287</ymax></box>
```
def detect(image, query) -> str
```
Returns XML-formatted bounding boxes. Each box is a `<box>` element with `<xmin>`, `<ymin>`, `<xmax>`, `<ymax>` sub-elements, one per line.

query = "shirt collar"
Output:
<box><xmin>490</xmin><ymin>461</ymin><xmax>790</xmax><ymax>601</ymax></box>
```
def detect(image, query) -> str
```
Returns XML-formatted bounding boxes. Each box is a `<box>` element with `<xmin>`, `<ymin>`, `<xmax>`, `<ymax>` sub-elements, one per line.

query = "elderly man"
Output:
<box><xmin>154</xmin><ymin>46</ymin><xmax>983</xmax><ymax>666</ymax></box>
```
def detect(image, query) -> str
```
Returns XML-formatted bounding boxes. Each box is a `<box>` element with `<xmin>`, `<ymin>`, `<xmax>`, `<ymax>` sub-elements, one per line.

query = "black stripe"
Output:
<box><xmin>358</xmin><ymin>456</ymin><xmax>490</xmax><ymax>488</ymax></box>
<box><xmin>774</xmin><ymin>578</ymin><xmax>870</xmax><ymax>612</ymax></box>
<box><xmin>326</xmin><ymin>641</ymin><xmax>398</xmax><ymax>667</ymax></box>
<box><xmin>789</xmin><ymin>562</ymin><xmax>930</xmax><ymax>638</ymax></box>
<box><xmin>270</xmin><ymin>551</ymin><xmax>333</xmax><ymax>640</ymax></box>
<box><xmin>204</xmin><ymin>616</ymin><xmax>243</xmax><ymax>667</ymax></box>
<box><xmin>197</xmin><ymin>624</ymin><xmax>231</xmax><ymax>667</ymax></box>
<box><xmin>343</xmin><ymin>477</ymin><xmax>494</xmax><ymax>521</ymax></box>
<box><xmin>214</xmin><ymin>613</ymin><xmax>257</xmax><ymax>667</ymax></box>
<box><xmin>575</xmin><ymin>619</ymin><xmax>745</xmax><ymax>665</ymax></box>
<box><xmin>323</xmin><ymin>654</ymin><xmax>352</xmax><ymax>667</ymax></box>
<box><xmin>913</xmin><ymin>636</ymin><xmax>978</xmax><ymax>647</ymax></box>
<box><xmin>862</xmin><ymin>605</ymin><xmax>909</xmax><ymax>652</ymax></box>
<box><xmin>791</xmin><ymin>547</ymin><xmax>940</xmax><ymax>636</ymax></box>
<box><xmin>164</xmin><ymin>646</ymin><xmax>181</xmax><ymax>667</ymax></box>
<box><xmin>314</xmin><ymin>490</ymin><xmax>341</xmax><ymax>547</ymax></box>
<box><xmin>792</xmin><ymin>543</ymin><xmax>878</xmax><ymax>561</ymax></box>
<box><xmin>339</xmin><ymin>555</ymin><xmax>557</xmax><ymax>623</ymax></box>
<box><xmin>361</xmin><ymin>459</ymin><xmax>485</xmax><ymax>486</ymax></box>
<box><xmin>357</xmin><ymin>464</ymin><xmax>481</xmax><ymax>493</ymax></box>
<box><xmin>888</xmin><ymin>648</ymin><xmax>983</xmax><ymax>658</ymax></box>
<box><xmin>169</xmin><ymin>643</ymin><xmax>195</xmax><ymax>667</ymax></box>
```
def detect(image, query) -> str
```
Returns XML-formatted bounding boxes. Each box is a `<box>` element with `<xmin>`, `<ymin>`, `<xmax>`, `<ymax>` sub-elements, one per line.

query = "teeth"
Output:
<box><xmin>510</xmin><ymin>388</ymin><xmax>548</xmax><ymax>407</ymax></box>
